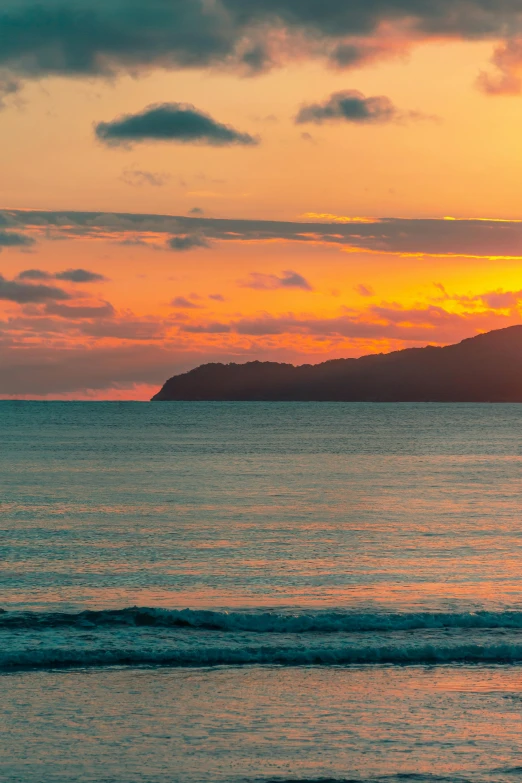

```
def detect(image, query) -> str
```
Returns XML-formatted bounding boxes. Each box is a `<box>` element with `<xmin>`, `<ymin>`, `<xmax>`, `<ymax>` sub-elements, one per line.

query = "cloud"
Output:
<box><xmin>181</xmin><ymin>322</ymin><xmax>231</xmax><ymax>334</ymax></box>
<box><xmin>44</xmin><ymin>302</ymin><xmax>115</xmax><ymax>319</ymax></box>
<box><xmin>167</xmin><ymin>234</ymin><xmax>210</xmax><ymax>252</ymax></box>
<box><xmin>95</xmin><ymin>103</ymin><xmax>259</xmax><ymax>147</ymax></box>
<box><xmin>0</xmin><ymin>74</ymin><xmax>21</xmax><ymax>108</ymax></box>
<box><xmin>0</xmin><ymin>274</ymin><xmax>70</xmax><ymax>303</ymax></box>
<box><xmin>296</xmin><ymin>90</ymin><xmax>402</xmax><ymax>125</ymax></box>
<box><xmin>120</xmin><ymin>169</ymin><xmax>170</xmax><ymax>187</ymax></box>
<box><xmin>355</xmin><ymin>284</ymin><xmax>375</xmax><ymax>297</ymax></box>
<box><xmin>3</xmin><ymin>276</ymin><xmax>522</xmax><ymax>397</ymax></box>
<box><xmin>478</xmin><ymin>38</ymin><xmax>522</xmax><ymax>95</ymax></box>
<box><xmin>78</xmin><ymin>319</ymin><xmax>166</xmax><ymax>341</ymax></box>
<box><xmin>189</xmin><ymin>207</ymin><xmax>204</xmax><ymax>215</ymax></box>
<box><xmin>17</xmin><ymin>269</ymin><xmax>51</xmax><ymax>280</ymax></box>
<box><xmin>209</xmin><ymin>293</ymin><xmax>225</xmax><ymax>302</ymax></box>
<box><xmin>17</xmin><ymin>267</ymin><xmax>107</xmax><ymax>283</ymax></box>
<box><xmin>438</xmin><ymin>286</ymin><xmax>522</xmax><ymax>311</ymax></box>
<box><xmin>0</xmin><ymin>231</ymin><xmax>35</xmax><ymax>250</ymax></box>
<box><xmin>171</xmin><ymin>296</ymin><xmax>202</xmax><ymax>309</ymax></box>
<box><xmin>240</xmin><ymin>270</ymin><xmax>314</xmax><ymax>291</ymax></box>
<box><xmin>9</xmin><ymin>210</ymin><xmax>522</xmax><ymax>259</ymax></box>
<box><xmin>329</xmin><ymin>40</ymin><xmax>406</xmax><ymax>69</ymax></box>
<box><xmin>481</xmin><ymin>289</ymin><xmax>522</xmax><ymax>309</ymax></box>
<box><xmin>6</xmin><ymin>308</ymin><xmax>168</xmax><ymax>343</ymax></box>
<box><xmin>0</xmin><ymin>342</ymin><xmax>191</xmax><ymax>397</ymax></box>
<box><xmin>54</xmin><ymin>268</ymin><xmax>107</xmax><ymax>283</ymax></box>
<box><xmin>2</xmin><ymin>1</ymin><xmax>522</xmax><ymax>91</ymax></box>
<box><xmin>179</xmin><ymin>302</ymin><xmax>514</xmax><ymax>347</ymax></box>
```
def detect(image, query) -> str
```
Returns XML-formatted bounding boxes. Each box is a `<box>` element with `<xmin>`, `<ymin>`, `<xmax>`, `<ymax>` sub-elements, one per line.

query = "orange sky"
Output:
<box><xmin>2</xmin><ymin>3</ymin><xmax>522</xmax><ymax>398</ymax></box>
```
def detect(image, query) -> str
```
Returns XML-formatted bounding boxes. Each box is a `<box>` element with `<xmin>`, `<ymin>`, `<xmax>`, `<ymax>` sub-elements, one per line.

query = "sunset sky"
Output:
<box><xmin>3</xmin><ymin>1</ymin><xmax>522</xmax><ymax>398</ymax></box>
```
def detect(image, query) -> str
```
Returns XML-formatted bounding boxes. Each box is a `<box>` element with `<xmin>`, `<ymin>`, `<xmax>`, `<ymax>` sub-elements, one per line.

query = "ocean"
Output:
<box><xmin>3</xmin><ymin>401</ymin><xmax>522</xmax><ymax>783</ymax></box>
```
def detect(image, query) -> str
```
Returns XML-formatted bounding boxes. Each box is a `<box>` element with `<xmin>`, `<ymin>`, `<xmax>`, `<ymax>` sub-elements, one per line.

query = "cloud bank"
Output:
<box><xmin>0</xmin><ymin>1</ymin><xmax>521</xmax><ymax>92</ymax></box>
<box><xmin>6</xmin><ymin>210</ymin><xmax>522</xmax><ymax>259</ymax></box>
<box><xmin>1</xmin><ymin>263</ymin><xmax>521</xmax><ymax>396</ymax></box>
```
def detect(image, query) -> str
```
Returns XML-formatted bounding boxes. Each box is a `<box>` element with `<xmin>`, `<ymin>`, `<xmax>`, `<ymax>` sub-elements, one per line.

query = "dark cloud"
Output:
<box><xmin>0</xmin><ymin>274</ymin><xmax>70</xmax><ymax>303</ymax></box>
<box><xmin>167</xmin><ymin>234</ymin><xmax>210</xmax><ymax>252</ymax></box>
<box><xmin>0</xmin><ymin>231</ymin><xmax>35</xmax><ymax>250</ymax></box>
<box><xmin>95</xmin><ymin>103</ymin><xmax>258</xmax><ymax>147</ymax></box>
<box><xmin>7</xmin><ymin>210</ymin><xmax>522</xmax><ymax>259</ymax></box>
<box><xmin>54</xmin><ymin>268</ymin><xmax>107</xmax><ymax>283</ymax></box>
<box><xmin>1</xmin><ymin>1</ymin><xmax>522</xmax><ymax>89</ymax></box>
<box><xmin>209</xmin><ymin>293</ymin><xmax>225</xmax><ymax>302</ymax></box>
<box><xmin>17</xmin><ymin>269</ymin><xmax>51</xmax><ymax>280</ymax></box>
<box><xmin>240</xmin><ymin>270</ymin><xmax>314</xmax><ymax>291</ymax></box>
<box><xmin>296</xmin><ymin>90</ymin><xmax>402</xmax><ymax>125</ymax></box>
<box><xmin>189</xmin><ymin>207</ymin><xmax>205</xmax><ymax>215</ymax></box>
<box><xmin>329</xmin><ymin>40</ymin><xmax>400</xmax><ymax>68</ymax></box>
<box><xmin>171</xmin><ymin>296</ymin><xmax>202</xmax><ymax>309</ymax></box>
<box><xmin>17</xmin><ymin>267</ymin><xmax>107</xmax><ymax>283</ymax></box>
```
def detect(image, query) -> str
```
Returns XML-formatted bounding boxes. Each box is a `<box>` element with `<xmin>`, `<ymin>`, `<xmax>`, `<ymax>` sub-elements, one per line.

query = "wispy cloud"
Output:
<box><xmin>171</xmin><ymin>296</ymin><xmax>203</xmax><ymax>309</ymax></box>
<box><xmin>355</xmin><ymin>284</ymin><xmax>375</xmax><ymax>297</ymax></box>
<box><xmin>240</xmin><ymin>270</ymin><xmax>314</xmax><ymax>291</ymax></box>
<box><xmin>120</xmin><ymin>169</ymin><xmax>171</xmax><ymax>187</ymax></box>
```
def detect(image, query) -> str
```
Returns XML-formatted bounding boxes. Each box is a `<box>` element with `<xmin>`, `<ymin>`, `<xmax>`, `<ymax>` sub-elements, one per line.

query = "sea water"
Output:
<box><xmin>3</xmin><ymin>401</ymin><xmax>522</xmax><ymax>782</ymax></box>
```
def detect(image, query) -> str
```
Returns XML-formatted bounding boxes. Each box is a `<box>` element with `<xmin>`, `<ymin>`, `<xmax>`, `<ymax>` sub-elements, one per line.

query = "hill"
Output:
<box><xmin>151</xmin><ymin>326</ymin><xmax>522</xmax><ymax>402</ymax></box>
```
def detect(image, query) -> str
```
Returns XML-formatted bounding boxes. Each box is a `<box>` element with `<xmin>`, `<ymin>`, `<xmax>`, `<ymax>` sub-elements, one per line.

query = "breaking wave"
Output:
<box><xmin>5</xmin><ymin>607</ymin><xmax>522</xmax><ymax>671</ymax></box>
<box><xmin>4</xmin><ymin>607</ymin><xmax>522</xmax><ymax>633</ymax></box>
<box><xmin>5</xmin><ymin>637</ymin><xmax>522</xmax><ymax>671</ymax></box>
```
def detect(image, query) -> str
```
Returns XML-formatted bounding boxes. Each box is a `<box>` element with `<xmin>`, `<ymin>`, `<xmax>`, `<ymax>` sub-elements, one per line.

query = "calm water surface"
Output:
<box><xmin>3</xmin><ymin>402</ymin><xmax>522</xmax><ymax>782</ymax></box>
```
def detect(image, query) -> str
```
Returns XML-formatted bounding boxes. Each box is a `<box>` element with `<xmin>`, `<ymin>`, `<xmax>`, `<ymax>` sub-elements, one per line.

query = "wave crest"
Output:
<box><xmin>4</xmin><ymin>607</ymin><xmax>522</xmax><ymax>633</ymax></box>
<box><xmin>4</xmin><ymin>638</ymin><xmax>522</xmax><ymax>671</ymax></box>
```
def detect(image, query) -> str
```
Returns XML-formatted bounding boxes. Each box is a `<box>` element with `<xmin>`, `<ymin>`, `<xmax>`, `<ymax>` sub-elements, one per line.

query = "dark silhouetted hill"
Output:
<box><xmin>152</xmin><ymin>325</ymin><xmax>522</xmax><ymax>402</ymax></box>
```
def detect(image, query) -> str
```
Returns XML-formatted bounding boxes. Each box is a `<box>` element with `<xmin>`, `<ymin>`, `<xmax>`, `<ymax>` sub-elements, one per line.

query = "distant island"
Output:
<box><xmin>152</xmin><ymin>325</ymin><xmax>522</xmax><ymax>402</ymax></box>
